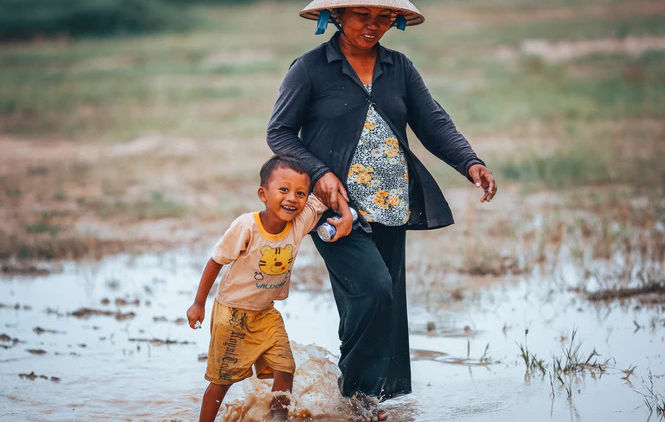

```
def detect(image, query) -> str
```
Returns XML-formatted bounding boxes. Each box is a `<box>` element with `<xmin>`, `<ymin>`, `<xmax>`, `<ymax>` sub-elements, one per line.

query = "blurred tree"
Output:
<box><xmin>0</xmin><ymin>0</ymin><xmax>196</xmax><ymax>40</ymax></box>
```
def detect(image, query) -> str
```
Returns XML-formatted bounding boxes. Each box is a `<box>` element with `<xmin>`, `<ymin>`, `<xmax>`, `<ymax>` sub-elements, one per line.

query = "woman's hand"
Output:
<box><xmin>313</xmin><ymin>172</ymin><xmax>350</xmax><ymax>212</ymax></box>
<box><xmin>328</xmin><ymin>198</ymin><xmax>353</xmax><ymax>242</ymax></box>
<box><xmin>186</xmin><ymin>303</ymin><xmax>204</xmax><ymax>329</ymax></box>
<box><xmin>468</xmin><ymin>164</ymin><xmax>497</xmax><ymax>203</ymax></box>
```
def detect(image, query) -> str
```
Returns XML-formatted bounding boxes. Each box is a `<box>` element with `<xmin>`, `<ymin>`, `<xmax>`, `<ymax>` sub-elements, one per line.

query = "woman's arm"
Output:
<box><xmin>405</xmin><ymin>59</ymin><xmax>484</xmax><ymax>182</ymax></box>
<box><xmin>267</xmin><ymin>57</ymin><xmax>331</xmax><ymax>185</ymax></box>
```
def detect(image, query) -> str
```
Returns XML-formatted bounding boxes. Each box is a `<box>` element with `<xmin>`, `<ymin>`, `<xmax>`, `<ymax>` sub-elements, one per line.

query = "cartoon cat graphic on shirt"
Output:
<box><xmin>254</xmin><ymin>245</ymin><xmax>293</xmax><ymax>288</ymax></box>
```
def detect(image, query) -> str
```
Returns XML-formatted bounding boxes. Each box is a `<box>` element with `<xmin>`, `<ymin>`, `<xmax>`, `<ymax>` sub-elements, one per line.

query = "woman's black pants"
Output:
<box><xmin>312</xmin><ymin>223</ymin><xmax>411</xmax><ymax>400</ymax></box>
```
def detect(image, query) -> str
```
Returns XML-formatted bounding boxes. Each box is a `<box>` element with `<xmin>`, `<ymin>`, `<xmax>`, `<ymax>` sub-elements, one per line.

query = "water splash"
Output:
<box><xmin>221</xmin><ymin>342</ymin><xmax>377</xmax><ymax>421</ymax></box>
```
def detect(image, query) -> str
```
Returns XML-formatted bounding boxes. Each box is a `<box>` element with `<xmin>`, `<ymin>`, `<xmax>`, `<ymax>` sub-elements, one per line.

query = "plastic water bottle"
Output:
<box><xmin>317</xmin><ymin>208</ymin><xmax>358</xmax><ymax>242</ymax></box>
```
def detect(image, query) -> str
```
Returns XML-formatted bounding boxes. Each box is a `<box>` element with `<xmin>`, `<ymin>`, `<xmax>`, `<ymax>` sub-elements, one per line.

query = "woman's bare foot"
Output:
<box><xmin>349</xmin><ymin>392</ymin><xmax>387</xmax><ymax>421</ymax></box>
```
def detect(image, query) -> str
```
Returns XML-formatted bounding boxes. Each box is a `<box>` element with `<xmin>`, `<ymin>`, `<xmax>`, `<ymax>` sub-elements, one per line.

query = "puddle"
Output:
<box><xmin>1</xmin><ymin>245</ymin><xmax>663</xmax><ymax>421</ymax></box>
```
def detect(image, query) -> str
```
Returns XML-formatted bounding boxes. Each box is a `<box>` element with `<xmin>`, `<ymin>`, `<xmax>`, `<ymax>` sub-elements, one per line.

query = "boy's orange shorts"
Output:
<box><xmin>205</xmin><ymin>300</ymin><xmax>295</xmax><ymax>385</ymax></box>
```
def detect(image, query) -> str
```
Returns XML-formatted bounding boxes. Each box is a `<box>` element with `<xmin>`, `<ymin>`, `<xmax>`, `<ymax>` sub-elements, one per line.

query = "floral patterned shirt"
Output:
<box><xmin>346</xmin><ymin>85</ymin><xmax>410</xmax><ymax>226</ymax></box>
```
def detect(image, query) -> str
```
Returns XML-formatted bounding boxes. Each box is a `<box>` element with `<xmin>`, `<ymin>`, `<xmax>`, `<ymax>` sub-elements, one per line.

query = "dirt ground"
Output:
<box><xmin>2</xmin><ymin>134</ymin><xmax>663</xmax><ymax>305</ymax></box>
<box><xmin>0</xmin><ymin>135</ymin><xmax>263</xmax><ymax>272</ymax></box>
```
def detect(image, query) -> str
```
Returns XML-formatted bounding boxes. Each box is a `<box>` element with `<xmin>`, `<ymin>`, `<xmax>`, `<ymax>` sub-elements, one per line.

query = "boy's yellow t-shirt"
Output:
<box><xmin>211</xmin><ymin>195</ymin><xmax>327</xmax><ymax>311</ymax></box>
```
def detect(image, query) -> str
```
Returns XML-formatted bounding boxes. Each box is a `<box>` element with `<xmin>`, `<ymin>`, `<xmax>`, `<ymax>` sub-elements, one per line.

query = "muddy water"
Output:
<box><xmin>1</xmin><ymin>244</ymin><xmax>664</xmax><ymax>421</ymax></box>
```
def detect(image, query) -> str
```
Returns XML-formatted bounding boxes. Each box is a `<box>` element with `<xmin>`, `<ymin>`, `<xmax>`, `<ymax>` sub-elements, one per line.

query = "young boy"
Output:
<box><xmin>186</xmin><ymin>154</ymin><xmax>351</xmax><ymax>422</ymax></box>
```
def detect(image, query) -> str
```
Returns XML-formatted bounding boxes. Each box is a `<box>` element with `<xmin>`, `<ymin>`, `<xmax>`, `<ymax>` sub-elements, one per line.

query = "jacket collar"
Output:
<box><xmin>324</xmin><ymin>31</ymin><xmax>394</xmax><ymax>66</ymax></box>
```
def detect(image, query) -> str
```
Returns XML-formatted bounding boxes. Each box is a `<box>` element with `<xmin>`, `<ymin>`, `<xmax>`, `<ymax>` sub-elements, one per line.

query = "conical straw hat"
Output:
<box><xmin>300</xmin><ymin>0</ymin><xmax>424</xmax><ymax>26</ymax></box>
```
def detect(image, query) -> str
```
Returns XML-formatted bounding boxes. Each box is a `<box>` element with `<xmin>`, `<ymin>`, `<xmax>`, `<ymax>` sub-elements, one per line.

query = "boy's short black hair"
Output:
<box><xmin>260</xmin><ymin>154</ymin><xmax>310</xmax><ymax>187</ymax></box>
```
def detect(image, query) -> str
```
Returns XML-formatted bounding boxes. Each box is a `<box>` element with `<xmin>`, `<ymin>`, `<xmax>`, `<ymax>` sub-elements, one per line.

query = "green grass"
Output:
<box><xmin>497</xmin><ymin>149</ymin><xmax>614</xmax><ymax>188</ymax></box>
<box><xmin>96</xmin><ymin>191</ymin><xmax>189</xmax><ymax>220</ymax></box>
<box><xmin>0</xmin><ymin>0</ymin><xmax>198</xmax><ymax>41</ymax></box>
<box><xmin>22</xmin><ymin>221</ymin><xmax>62</xmax><ymax>235</ymax></box>
<box><xmin>1</xmin><ymin>0</ymin><xmax>665</xmax><ymax>189</ymax></box>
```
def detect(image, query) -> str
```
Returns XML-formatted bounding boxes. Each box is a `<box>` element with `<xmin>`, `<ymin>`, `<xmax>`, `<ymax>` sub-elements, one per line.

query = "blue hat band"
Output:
<box><xmin>314</xmin><ymin>10</ymin><xmax>407</xmax><ymax>35</ymax></box>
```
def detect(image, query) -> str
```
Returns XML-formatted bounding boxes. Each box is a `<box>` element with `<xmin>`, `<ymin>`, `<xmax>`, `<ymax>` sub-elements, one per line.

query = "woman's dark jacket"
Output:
<box><xmin>267</xmin><ymin>31</ymin><xmax>484</xmax><ymax>231</ymax></box>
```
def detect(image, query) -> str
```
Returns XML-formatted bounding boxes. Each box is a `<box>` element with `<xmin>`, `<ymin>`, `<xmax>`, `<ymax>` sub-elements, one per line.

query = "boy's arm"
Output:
<box><xmin>186</xmin><ymin>258</ymin><xmax>223</xmax><ymax>329</ymax></box>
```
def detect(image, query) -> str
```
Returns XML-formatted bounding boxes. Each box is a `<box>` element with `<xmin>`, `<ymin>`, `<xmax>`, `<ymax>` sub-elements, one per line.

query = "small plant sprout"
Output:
<box><xmin>467</xmin><ymin>338</ymin><xmax>470</xmax><ymax>361</ymax></box>
<box><xmin>518</xmin><ymin>328</ymin><xmax>615</xmax><ymax>400</ymax></box>
<box><xmin>634</xmin><ymin>370</ymin><xmax>665</xmax><ymax>417</ymax></box>
<box><xmin>518</xmin><ymin>343</ymin><xmax>546</xmax><ymax>376</ymax></box>
<box><xmin>479</xmin><ymin>343</ymin><xmax>491</xmax><ymax>363</ymax></box>
<box><xmin>621</xmin><ymin>365</ymin><xmax>637</xmax><ymax>382</ymax></box>
<box><xmin>550</xmin><ymin>329</ymin><xmax>612</xmax><ymax>400</ymax></box>
<box><xmin>517</xmin><ymin>329</ymin><xmax>546</xmax><ymax>376</ymax></box>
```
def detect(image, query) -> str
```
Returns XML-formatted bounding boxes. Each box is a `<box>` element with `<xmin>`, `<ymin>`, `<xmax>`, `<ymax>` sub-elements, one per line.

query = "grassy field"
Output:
<box><xmin>1</xmin><ymin>0</ymin><xmax>664</xmax><ymax>281</ymax></box>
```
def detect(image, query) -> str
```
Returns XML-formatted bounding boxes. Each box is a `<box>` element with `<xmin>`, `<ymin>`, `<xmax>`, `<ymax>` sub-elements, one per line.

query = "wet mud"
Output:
<box><xmin>1</xmin><ymin>244</ymin><xmax>664</xmax><ymax>421</ymax></box>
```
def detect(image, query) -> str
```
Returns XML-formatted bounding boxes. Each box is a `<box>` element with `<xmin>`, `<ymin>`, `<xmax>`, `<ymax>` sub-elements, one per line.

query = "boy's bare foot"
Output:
<box><xmin>268</xmin><ymin>408</ymin><xmax>288</xmax><ymax>421</ymax></box>
<box><xmin>349</xmin><ymin>392</ymin><xmax>387</xmax><ymax>421</ymax></box>
<box><xmin>269</xmin><ymin>396</ymin><xmax>289</xmax><ymax>421</ymax></box>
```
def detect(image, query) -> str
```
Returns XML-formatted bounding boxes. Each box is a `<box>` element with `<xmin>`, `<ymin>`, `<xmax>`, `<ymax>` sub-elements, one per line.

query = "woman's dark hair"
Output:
<box><xmin>259</xmin><ymin>154</ymin><xmax>310</xmax><ymax>187</ymax></box>
<box><xmin>331</xmin><ymin>8</ymin><xmax>345</xmax><ymax>20</ymax></box>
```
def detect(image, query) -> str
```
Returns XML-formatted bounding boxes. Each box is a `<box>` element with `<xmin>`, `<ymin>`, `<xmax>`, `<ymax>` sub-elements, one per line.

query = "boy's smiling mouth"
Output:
<box><xmin>281</xmin><ymin>204</ymin><xmax>297</xmax><ymax>212</ymax></box>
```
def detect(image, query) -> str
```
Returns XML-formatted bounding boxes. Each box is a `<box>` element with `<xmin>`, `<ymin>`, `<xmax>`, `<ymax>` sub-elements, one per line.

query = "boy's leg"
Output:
<box><xmin>199</xmin><ymin>382</ymin><xmax>231</xmax><ymax>422</ymax></box>
<box><xmin>253</xmin><ymin>307</ymin><xmax>296</xmax><ymax>419</ymax></box>
<box><xmin>270</xmin><ymin>370</ymin><xmax>294</xmax><ymax>418</ymax></box>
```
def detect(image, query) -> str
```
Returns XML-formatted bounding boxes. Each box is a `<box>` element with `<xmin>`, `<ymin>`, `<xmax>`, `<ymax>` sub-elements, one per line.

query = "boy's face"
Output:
<box><xmin>258</xmin><ymin>167</ymin><xmax>310</xmax><ymax>223</ymax></box>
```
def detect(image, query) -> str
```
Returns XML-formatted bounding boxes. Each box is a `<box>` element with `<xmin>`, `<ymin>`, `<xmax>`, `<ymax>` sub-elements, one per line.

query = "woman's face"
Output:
<box><xmin>337</xmin><ymin>7</ymin><xmax>394</xmax><ymax>51</ymax></box>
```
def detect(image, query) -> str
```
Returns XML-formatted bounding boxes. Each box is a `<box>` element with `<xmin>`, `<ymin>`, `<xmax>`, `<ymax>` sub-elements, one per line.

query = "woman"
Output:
<box><xmin>267</xmin><ymin>0</ymin><xmax>497</xmax><ymax>418</ymax></box>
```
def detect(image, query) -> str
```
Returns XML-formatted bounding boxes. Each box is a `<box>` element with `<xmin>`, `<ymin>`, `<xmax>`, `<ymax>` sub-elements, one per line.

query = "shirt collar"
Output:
<box><xmin>324</xmin><ymin>31</ymin><xmax>394</xmax><ymax>65</ymax></box>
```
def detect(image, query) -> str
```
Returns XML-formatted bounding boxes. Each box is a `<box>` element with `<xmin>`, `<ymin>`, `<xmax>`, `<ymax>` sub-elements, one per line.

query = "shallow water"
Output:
<box><xmin>1</xmin><ymin>244</ymin><xmax>664</xmax><ymax>421</ymax></box>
